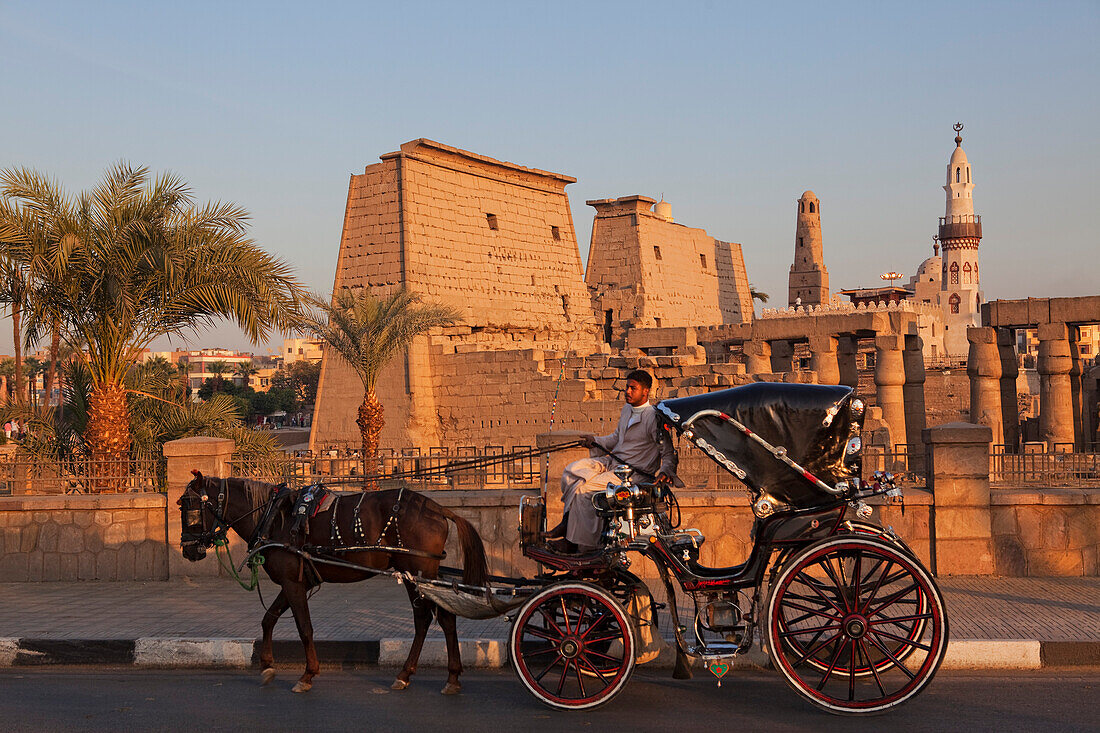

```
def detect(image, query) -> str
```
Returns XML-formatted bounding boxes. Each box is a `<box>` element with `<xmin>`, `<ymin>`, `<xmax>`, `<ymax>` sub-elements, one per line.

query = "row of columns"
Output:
<box><xmin>968</xmin><ymin>323</ymin><xmax>1085</xmax><ymax>450</ymax></box>
<box><xmin>741</xmin><ymin>333</ymin><xmax>927</xmax><ymax>458</ymax></box>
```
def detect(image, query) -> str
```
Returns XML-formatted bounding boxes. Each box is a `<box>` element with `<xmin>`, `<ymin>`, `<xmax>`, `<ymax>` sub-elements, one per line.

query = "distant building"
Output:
<box><xmin>282</xmin><ymin>338</ymin><xmax>323</xmax><ymax>365</ymax></box>
<box><xmin>788</xmin><ymin>191</ymin><xmax>830</xmax><ymax>307</ymax></box>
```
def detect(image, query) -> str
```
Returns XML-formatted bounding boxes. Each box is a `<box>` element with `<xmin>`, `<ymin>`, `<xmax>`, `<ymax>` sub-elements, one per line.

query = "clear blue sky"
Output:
<box><xmin>2</xmin><ymin>1</ymin><xmax>1097</xmax><ymax>354</ymax></box>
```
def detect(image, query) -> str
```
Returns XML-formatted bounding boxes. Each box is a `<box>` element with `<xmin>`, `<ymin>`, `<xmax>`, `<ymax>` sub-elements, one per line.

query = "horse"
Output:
<box><xmin>178</xmin><ymin>471</ymin><xmax>488</xmax><ymax>695</ymax></box>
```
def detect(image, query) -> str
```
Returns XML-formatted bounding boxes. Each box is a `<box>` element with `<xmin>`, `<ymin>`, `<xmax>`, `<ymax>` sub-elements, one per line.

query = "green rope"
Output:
<box><xmin>213</xmin><ymin>537</ymin><xmax>265</xmax><ymax>591</ymax></box>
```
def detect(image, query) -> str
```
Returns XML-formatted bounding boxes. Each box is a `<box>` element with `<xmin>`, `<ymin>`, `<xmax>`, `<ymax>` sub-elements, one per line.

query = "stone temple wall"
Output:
<box><xmin>586</xmin><ymin>195</ymin><xmax>752</xmax><ymax>341</ymax></box>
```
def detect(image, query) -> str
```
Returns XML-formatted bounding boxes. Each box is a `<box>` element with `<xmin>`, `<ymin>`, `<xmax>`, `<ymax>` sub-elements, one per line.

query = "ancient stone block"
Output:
<box><xmin>1015</xmin><ymin>506</ymin><xmax>1043</xmax><ymax>548</ymax></box>
<box><xmin>103</xmin><ymin>522</ymin><xmax>128</xmax><ymax>546</ymax></box>
<box><xmin>37</xmin><ymin>522</ymin><xmax>59</xmax><ymax>552</ymax></box>
<box><xmin>993</xmin><ymin>535</ymin><xmax>1027</xmax><ymax>576</ymax></box>
<box><xmin>42</xmin><ymin>553</ymin><xmax>60</xmax><ymax>581</ymax></box>
<box><xmin>78</xmin><ymin>551</ymin><xmax>95</xmax><ymax>580</ymax></box>
<box><xmin>96</xmin><ymin>550</ymin><xmax>117</xmax><ymax>580</ymax></box>
<box><xmin>1066</xmin><ymin>511</ymin><xmax>1097</xmax><ymax>550</ymax></box>
<box><xmin>1040</xmin><ymin>511</ymin><xmax>1068</xmax><ymax>550</ymax></box>
<box><xmin>990</xmin><ymin>507</ymin><xmax>1017</xmax><ymax>536</ymax></box>
<box><xmin>1027</xmin><ymin>549</ymin><xmax>1083</xmax><ymax>576</ymax></box>
<box><xmin>73</xmin><ymin>512</ymin><xmax>94</xmax><ymax>528</ymax></box>
<box><xmin>58</xmin><ymin>525</ymin><xmax>83</xmax><ymax>554</ymax></box>
<box><xmin>935</xmin><ymin>538</ymin><xmax>994</xmax><ymax>575</ymax></box>
<box><xmin>935</xmin><ymin>508</ymin><xmax>992</xmax><ymax>539</ymax></box>
<box><xmin>59</xmin><ymin>554</ymin><xmax>78</xmax><ymax>581</ymax></box>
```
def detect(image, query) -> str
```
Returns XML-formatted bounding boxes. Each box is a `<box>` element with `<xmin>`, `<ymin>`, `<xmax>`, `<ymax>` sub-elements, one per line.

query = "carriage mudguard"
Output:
<box><xmin>655</xmin><ymin>383</ymin><xmax>862</xmax><ymax>508</ymax></box>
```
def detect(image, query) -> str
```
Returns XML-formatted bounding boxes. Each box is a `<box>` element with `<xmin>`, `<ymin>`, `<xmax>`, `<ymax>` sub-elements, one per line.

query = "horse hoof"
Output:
<box><xmin>441</xmin><ymin>682</ymin><xmax>461</xmax><ymax>696</ymax></box>
<box><xmin>260</xmin><ymin>668</ymin><xmax>276</xmax><ymax>686</ymax></box>
<box><xmin>291</xmin><ymin>681</ymin><xmax>312</xmax><ymax>693</ymax></box>
<box><xmin>391</xmin><ymin>679</ymin><xmax>409</xmax><ymax>691</ymax></box>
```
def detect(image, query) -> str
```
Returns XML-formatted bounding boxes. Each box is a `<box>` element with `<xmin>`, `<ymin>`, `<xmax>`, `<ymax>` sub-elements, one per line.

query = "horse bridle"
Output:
<box><xmin>180</xmin><ymin>477</ymin><xmax>234</xmax><ymax>550</ymax></box>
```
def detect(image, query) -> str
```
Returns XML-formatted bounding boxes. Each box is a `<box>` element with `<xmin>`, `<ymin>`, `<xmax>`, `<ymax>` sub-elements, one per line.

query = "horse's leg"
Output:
<box><xmin>259</xmin><ymin>589</ymin><xmax>290</xmax><ymax>686</ymax></box>
<box><xmin>284</xmin><ymin>581</ymin><xmax>320</xmax><ymax>693</ymax></box>
<box><xmin>392</xmin><ymin>581</ymin><xmax>433</xmax><ymax>691</ymax></box>
<box><xmin>436</xmin><ymin>607</ymin><xmax>463</xmax><ymax>695</ymax></box>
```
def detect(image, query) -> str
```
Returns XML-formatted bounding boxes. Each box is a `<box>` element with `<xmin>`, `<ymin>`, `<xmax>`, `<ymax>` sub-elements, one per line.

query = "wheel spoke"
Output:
<box><xmin>866</xmin><ymin>631</ymin><xmax>916</xmax><ymax>680</ymax></box>
<box><xmin>794</xmin><ymin>630</ymin><xmax>842</xmax><ymax>668</ymax></box>
<box><xmin>560</xmin><ymin>596</ymin><xmax>571</xmax><ymax>635</ymax></box>
<box><xmin>577</xmin><ymin>655</ymin><xmax>614</xmax><ymax>685</ymax></box>
<box><xmin>860</xmin><ymin>638</ymin><xmax>888</xmax><ymax>697</ymax></box>
<box><xmin>866</xmin><ymin>583</ymin><xmax>919</xmax><ymax>618</ymax></box>
<box><xmin>524</xmin><ymin>627</ymin><xmax>562</xmax><ymax>643</ymax></box>
<box><xmin>534</xmin><ymin>655</ymin><xmax>564</xmax><ymax>682</ymax></box>
<box><xmin>779</xmin><ymin>622</ymin><xmax>840</xmax><ymax>639</ymax></box>
<box><xmin>858</xmin><ymin>557</ymin><xmax>895</xmax><ymax>613</ymax></box>
<box><xmin>815</xmin><ymin>634</ymin><xmax>848</xmax><ymax>689</ymax></box>
<box><xmin>852</xmin><ymin>552</ymin><xmax>863</xmax><ymax>609</ymax></box>
<box><xmin>556</xmin><ymin>658</ymin><xmax>570</xmax><ymax>695</ymax></box>
<box><xmin>869</xmin><ymin>628</ymin><xmax>932</xmax><ymax>651</ymax></box>
<box><xmin>869</xmin><ymin>612</ymin><xmax>933</xmax><ymax>625</ymax></box>
<box><xmin>573</xmin><ymin>658</ymin><xmax>587</xmax><ymax>697</ymax></box>
<box><xmin>793</xmin><ymin>570</ymin><xmax>846</xmax><ymax>616</ymax></box>
<box><xmin>847</xmin><ymin>639</ymin><xmax>858</xmax><ymax>701</ymax></box>
<box><xmin>522</xmin><ymin>645</ymin><xmax>560</xmax><ymax>659</ymax></box>
<box><xmin>780</xmin><ymin>599</ymin><xmax>844</xmax><ymax>622</ymax></box>
<box><xmin>537</xmin><ymin>607</ymin><xmax>566</xmax><ymax>639</ymax></box>
<box><xmin>580</xmin><ymin>611</ymin><xmax>611</xmax><ymax>639</ymax></box>
<box><xmin>585</xmin><ymin>633</ymin><xmax>623</xmax><ymax>645</ymax></box>
<box><xmin>585</xmin><ymin>648</ymin><xmax>623</xmax><ymax>663</ymax></box>
<box><xmin>818</xmin><ymin>556</ymin><xmax>852</xmax><ymax>612</ymax></box>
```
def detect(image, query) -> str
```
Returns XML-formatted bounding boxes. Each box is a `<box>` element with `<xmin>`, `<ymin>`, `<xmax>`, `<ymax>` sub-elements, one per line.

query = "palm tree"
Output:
<box><xmin>0</xmin><ymin>163</ymin><xmax>305</xmax><ymax>483</ymax></box>
<box><xmin>749</xmin><ymin>283</ymin><xmax>770</xmax><ymax>304</ymax></box>
<box><xmin>207</xmin><ymin>360</ymin><xmax>229</xmax><ymax>392</ymax></box>
<box><xmin>23</xmin><ymin>356</ymin><xmax>43</xmax><ymax>408</ymax></box>
<box><xmin>297</xmin><ymin>287</ymin><xmax>461</xmax><ymax>472</ymax></box>
<box><xmin>234</xmin><ymin>359</ymin><xmax>258</xmax><ymax>389</ymax></box>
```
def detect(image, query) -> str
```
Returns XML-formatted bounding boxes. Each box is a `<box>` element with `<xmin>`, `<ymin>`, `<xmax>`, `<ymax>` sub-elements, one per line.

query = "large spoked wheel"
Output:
<box><xmin>510</xmin><ymin>582</ymin><xmax>636</xmax><ymax>710</ymax></box>
<box><xmin>766</xmin><ymin>536</ymin><xmax>948</xmax><ymax>715</ymax></box>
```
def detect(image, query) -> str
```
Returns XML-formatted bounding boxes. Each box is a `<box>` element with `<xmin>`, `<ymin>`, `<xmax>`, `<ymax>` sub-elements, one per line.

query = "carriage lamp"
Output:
<box><xmin>855</xmin><ymin>501</ymin><xmax>874</xmax><ymax>520</ymax></box>
<box><xmin>845</xmin><ymin>436</ymin><xmax>862</xmax><ymax>455</ymax></box>
<box><xmin>850</xmin><ymin>398</ymin><xmax>865</xmax><ymax>418</ymax></box>
<box><xmin>613</xmin><ymin>464</ymin><xmax>634</xmax><ymax>483</ymax></box>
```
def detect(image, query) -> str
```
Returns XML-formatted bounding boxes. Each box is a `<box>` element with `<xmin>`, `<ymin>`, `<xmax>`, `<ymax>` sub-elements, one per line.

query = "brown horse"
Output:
<box><xmin>178</xmin><ymin>471</ymin><xmax>487</xmax><ymax>694</ymax></box>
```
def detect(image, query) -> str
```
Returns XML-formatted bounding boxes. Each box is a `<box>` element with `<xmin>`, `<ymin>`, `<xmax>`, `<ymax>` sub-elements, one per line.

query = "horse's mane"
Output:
<box><xmin>207</xmin><ymin>476</ymin><xmax>281</xmax><ymax>511</ymax></box>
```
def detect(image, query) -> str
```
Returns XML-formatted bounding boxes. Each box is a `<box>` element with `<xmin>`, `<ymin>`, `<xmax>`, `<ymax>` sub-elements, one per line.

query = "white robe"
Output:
<box><xmin>560</xmin><ymin>403</ymin><xmax>677</xmax><ymax>549</ymax></box>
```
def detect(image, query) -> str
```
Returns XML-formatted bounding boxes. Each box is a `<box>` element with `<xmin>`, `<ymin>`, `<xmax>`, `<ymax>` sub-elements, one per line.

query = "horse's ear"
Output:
<box><xmin>191</xmin><ymin>469</ymin><xmax>203</xmax><ymax>478</ymax></box>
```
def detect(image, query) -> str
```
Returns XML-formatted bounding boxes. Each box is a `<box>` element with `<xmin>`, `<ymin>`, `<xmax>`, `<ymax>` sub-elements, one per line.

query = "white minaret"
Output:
<box><xmin>937</xmin><ymin>123</ymin><xmax>983</xmax><ymax>358</ymax></box>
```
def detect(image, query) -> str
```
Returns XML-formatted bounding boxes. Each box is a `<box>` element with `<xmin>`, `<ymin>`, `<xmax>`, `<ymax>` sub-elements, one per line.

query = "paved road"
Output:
<box><xmin>2</xmin><ymin>667</ymin><xmax>1097</xmax><ymax>732</ymax></box>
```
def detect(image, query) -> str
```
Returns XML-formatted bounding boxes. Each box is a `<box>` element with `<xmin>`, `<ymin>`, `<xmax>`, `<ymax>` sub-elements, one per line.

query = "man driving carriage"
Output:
<box><xmin>547</xmin><ymin>369</ymin><xmax>680</xmax><ymax>553</ymax></box>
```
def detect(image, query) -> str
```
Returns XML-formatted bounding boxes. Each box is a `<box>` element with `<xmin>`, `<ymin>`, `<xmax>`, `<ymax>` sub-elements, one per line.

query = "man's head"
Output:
<box><xmin>624</xmin><ymin>369</ymin><xmax>653</xmax><ymax>407</ymax></box>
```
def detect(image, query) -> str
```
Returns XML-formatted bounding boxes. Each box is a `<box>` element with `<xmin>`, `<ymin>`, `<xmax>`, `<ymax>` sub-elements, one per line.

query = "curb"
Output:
<box><xmin>0</xmin><ymin>638</ymin><xmax>1095</xmax><ymax>670</ymax></box>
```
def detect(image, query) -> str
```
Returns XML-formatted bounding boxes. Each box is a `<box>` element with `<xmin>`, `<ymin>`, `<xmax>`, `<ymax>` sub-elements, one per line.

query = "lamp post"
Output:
<box><xmin>880</xmin><ymin>271</ymin><xmax>904</xmax><ymax>287</ymax></box>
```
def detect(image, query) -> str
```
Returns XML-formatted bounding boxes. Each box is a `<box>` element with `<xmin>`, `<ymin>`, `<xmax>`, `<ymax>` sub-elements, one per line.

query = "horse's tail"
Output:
<box><xmin>438</xmin><ymin>506</ymin><xmax>488</xmax><ymax>588</ymax></box>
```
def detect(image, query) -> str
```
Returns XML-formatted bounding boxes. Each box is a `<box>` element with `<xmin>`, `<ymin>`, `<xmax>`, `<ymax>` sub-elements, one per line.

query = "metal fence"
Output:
<box><xmin>228</xmin><ymin>445</ymin><xmax>543</xmax><ymax>490</ymax></box>
<box><xmin>0</xmin><ymin>456</ymin><xmax>164</xmax><ymax>495</ymax></box>
<box><xmin>990</xmin><ymin>446</ymin><xmax>1100</xmax><ymax>487</ymax></box>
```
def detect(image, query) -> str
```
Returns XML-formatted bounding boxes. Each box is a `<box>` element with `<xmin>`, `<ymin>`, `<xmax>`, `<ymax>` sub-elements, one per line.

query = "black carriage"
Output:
<box><xmin>429</xmin><ymin>382</ymin><xmax>947</xmax><ymax>714</ymax></box>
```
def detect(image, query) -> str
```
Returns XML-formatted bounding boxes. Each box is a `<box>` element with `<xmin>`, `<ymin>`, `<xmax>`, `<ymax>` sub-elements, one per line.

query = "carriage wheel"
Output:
<box><xmin>766</xmin><ymin>536</ymin><xmax>948</xmax><ymax>715</ymax></box>
<box><xmin>510</xmin><ymin>582</ymin><xmax>636</xmax><ymax>710</ymax></box>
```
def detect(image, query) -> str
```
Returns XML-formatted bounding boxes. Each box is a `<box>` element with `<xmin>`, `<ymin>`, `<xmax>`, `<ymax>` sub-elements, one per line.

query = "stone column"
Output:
<box><xmin>770</xmin><ymin>339</ymin><xmax>794</xmax><ymax>373</ymax></box>
<box><xmin>997</xmin><ymin>327</ymin><xmax>1021</xmax><ymax>451</ymax></box>
<box><xmin>837</xmin><ymin>336</ymin><xmax>859</xmax><ymax>388</ymax></box>
<box><xmin>808</xmin><ymin>335</ymin><xmax>840</xmax><ymax>385</ymax></box>
<box><xmin>902</xmin><ymin>334</ymin><xmax>928</xmax><ymax>472</ymax></box>
<box><xmin>874</xmin><ymin>335</ymin><xmax>907</xmax><ymax>452</ymax></box>
<box><xmin>1037</xmin><ymin>323</ymin><xmax>1075</xmax><ymax>450</ymax></box>
<box><xmin>163</xmin><ymin>436</ymin><xmax>236</xmax><ymax>579</ymax></box>
<box><xmin>537</xmin><ymin>431</ymin><xmax>593</xmax><ymax>533</ymax></box>
<box><xmin>923</xmin><ymin>423</ymin><xmax>995</xmax><ymax>575</ymax></box>
<box><xmin>1069</xmin><ymin>327</ymin><xmax>1084</xmax><ymax>451</ymax></box>
<box><xmin>967</xmin><ymin>327</ymin><xmax>1004</xmax><ymax>446</ymax></box>
<box><xmin>743</xmin><ymin>340</ymin><xmax>772</xmax><ymax>375</ymax></box>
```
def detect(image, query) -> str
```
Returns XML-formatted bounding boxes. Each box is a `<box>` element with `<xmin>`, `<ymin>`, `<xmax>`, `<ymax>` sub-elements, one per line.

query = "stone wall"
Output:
<box><xmin>0</xmin><ymin>495</ymin><xmax>168</xmax><ymax>581</ymax></box>
<box><xmin>992</xmin><ymin>489</ymin><xmax>1099</xmax><ymax>576</ymax></box>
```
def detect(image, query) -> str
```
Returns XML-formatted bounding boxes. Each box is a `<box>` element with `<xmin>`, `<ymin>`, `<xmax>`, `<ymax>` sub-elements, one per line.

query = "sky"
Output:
<box><xmin>1</xmin><ymin>1</ymin><xmax>1097</xmax><ymax>355</ymax></box>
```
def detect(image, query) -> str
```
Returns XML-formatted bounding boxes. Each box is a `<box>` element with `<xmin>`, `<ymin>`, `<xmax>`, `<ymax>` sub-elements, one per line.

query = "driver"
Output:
<box><xmin>548</xmin><ymin>370</ymin><xmax>679</xmax><ymax>553</ymax></box>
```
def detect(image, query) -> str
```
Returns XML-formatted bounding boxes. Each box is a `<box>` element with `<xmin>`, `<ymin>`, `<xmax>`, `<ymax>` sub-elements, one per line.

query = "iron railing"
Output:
<box><xmin>229</xmin><ymin>445</ymin><xmax>543</xmax><ymax>490</ymax></box>
<box><xmin>990</xmin><ymin>445</ymin><xmax>1100</xmax><ymax>487</ymax></box>
<box><xmin>0</xmin><ymin>456</ymin><xmax>164</xmax><ymax>495</ymax></box>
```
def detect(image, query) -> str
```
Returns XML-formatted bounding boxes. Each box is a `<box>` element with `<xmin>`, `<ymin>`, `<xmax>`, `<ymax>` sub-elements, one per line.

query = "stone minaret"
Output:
<box><xmin>788</xmin><ymin>190</ymin><xmax>829</xmax><ymax>307</ymax></box>
<box><xmin>937</xmin><ymin>123</ymin><xmax>984</xmax><ymax>357</ymax></box>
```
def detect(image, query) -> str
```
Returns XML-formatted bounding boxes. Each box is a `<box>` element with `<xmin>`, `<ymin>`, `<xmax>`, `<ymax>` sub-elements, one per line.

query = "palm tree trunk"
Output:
<box><xmin>45</xmin><ymin>318</ymin><xmax>60</xmax><ymax>409</ymax></box>
<box><xmin>356</xmin><ymin>388</ymin><xmax>384</xmax><ymax>489</ymax></box>
<box><xmin>11</xmin><ymin>301</ymin><xmax>23</xmax><ymax>404</ymax></box>
<box><xmin>86</xmin><ymin>382</ymin><xmax>131</xmax><ymax>492</ymax></box>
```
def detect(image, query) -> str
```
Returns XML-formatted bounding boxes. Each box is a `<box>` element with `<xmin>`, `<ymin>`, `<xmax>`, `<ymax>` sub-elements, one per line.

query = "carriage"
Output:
<box><xmin>418</xmin><ymin>382</ymin><xmax>948</xmax><ymax>715</ymax></box>
<box><xmin>180</xmin><ymin>381</ymin><xmax>947</xmax><ymax>713</ymax></box>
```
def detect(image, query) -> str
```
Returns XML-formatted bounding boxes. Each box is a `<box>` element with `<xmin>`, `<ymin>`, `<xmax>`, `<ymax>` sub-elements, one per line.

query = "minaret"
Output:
<box><xmin>788</xmin><ymin>190</ymin><xmax>829</xmax><ymax>307</ymax></box>
<box><xmin>937</xmin><ymin>123</ymin><xmax>983</xmax><ymax>357</ymax></box>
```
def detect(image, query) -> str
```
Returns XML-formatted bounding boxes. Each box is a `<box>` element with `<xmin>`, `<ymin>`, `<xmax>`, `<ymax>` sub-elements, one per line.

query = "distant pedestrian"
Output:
<box><xmin>3</xmin><ymin>422</ymin><xmax>10</xmax><ymax>440</ymax></box>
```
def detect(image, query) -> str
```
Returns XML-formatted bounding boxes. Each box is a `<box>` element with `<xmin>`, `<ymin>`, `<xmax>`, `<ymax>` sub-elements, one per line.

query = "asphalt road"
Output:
<box><xmin>3</xmin><ymin>667</ymin><xmax>1097</xmax><ymax>732</ymax></box>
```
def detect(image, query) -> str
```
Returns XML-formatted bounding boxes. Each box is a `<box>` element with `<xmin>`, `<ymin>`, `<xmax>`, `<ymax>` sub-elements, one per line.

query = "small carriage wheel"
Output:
<box><xmin>509</xmin><ymin>582</ymin><xmax>636</xmax><ymax>711</ymax></box>
<box><xmin>766</xmin><ymin>536</ymin><xmax>948</xmax><ymax>715</ymax></box>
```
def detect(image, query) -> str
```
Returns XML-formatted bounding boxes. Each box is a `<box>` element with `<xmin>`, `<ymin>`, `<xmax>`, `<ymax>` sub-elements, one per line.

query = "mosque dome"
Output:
<box><xmin>800</xmin><ymin>190</ymin><xmax>818</xmax><ymax>201</ymax></box>
<box><xmin>653</xmin><ymin>198</ymin><xmax>673</xmax><ymax>222</ymax></box>
<box><xmin>917</xmin><ymin>255</ymin><xmax>942</xmax><ymax>281</ymax></box>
